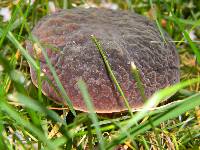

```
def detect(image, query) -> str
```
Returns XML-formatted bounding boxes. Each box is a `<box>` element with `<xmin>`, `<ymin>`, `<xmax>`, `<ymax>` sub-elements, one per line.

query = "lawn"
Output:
<box><xmin>0</xmin><ymin>0</ymin><xmax>200</xmax><ymax>149</ymax></box>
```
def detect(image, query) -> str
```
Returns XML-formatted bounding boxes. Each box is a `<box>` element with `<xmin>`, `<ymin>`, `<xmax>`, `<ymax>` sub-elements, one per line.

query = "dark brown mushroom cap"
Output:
<box><xmin>26</xmin><ymin>8</ymin><xmax>180</xmax><ymax>113</ymax></box>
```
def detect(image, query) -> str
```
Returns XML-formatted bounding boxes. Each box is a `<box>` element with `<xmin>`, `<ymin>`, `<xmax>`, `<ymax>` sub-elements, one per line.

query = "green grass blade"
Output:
<box><xmin>106</xmin><ymin>92</ymin><xmax>200</xmax><ymax>149</ymax></box>
<box><xmin>0</xmin><ymin>111</ymin><xmax>6</xmax><ymax>149</ymax></box>
<box><xmin>78</xmin><ymin>80</ymin><xmax>105</xmax><ymax>150</ymax></box>
<box><xmin>149</xmin><ymin>0</ymin><xmax>166</xmax><ymax>43</ymax></box>
<box><xmin>106</xmin><ymin>78</ymin><xmax>200</xmax><ymax>149</ymax></box>
<box><xmin>1</xmin><ymin>2</ymin><xmax>76</xmax><ymax>117</ymax></box>
<box><xmin>0</xmin><ymin>28</ymin><xmax>39</xmax><ymax>70</ymax></box>
<box><xmin>165</xmin><ymin>16</ymin><xmax>200</xmax><ymax>26</ymax></box>
<box><xmin>9</xmin><ymin>92</ymin><xmax>66</xmax><ymax>124</ymax></box>
<box><xmin>0</xmin><ymin>0</ymin><xmax>22</xmax><ymax>48</ymax></box>
<box><xmin>32</xmin><ymin>38</ymin><xmax>76</xmax><ymax>117</ymax></box>
<box><xmin>131</xmin><ymin>62</ymin><xmax>147</xmax><ymax>102</ymax></box>
<box><xmin>15</xmin><ymin>2</ymin><xmax>31</xmax><ymax>39</ymax></box>
<box><xmin>0</xmin><ymin>100</ymin><xmax>55</xmax><ymax>150</ymax></box>
<box><xmin>63</xmin><ymin>0</ymin><xmax>72</xmax><ymax>9</ymax></box>
<box><xmin>91</xmin><ymin>35</ymin><xmax>134</xmax><ymax>117</ymax></box>
<box><xmin>166</xmin><ymin>15</ymin><xmax>200</xmax><ymax>64</ymax></box>
<box><xmin>74</xmin><ymin>97</ymin><xmax>189</xmax><ymax>137</ymax></box>
<box><xmin>124</xmin><ymin>78</ymin><xmax>200</xmax><ymax>130</ymax></box>
<box><xmin>181</xmin><ymin>29</ymin><xmax>200</xmax><ymax>64</ymax></box>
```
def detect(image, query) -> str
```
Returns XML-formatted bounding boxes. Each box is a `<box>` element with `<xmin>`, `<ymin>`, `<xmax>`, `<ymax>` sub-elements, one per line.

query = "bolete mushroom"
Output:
<box><xmin>26</xmin><ymin>8</ymin><xmax>180</xmax><ymax>113</ymax></box>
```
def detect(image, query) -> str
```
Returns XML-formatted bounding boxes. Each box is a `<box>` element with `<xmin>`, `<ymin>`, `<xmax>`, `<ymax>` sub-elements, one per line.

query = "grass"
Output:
<box><xmin>91</xmin><ymin>35</ymin><xmax>134</xmax><ymax>117</ymax></box>
<box><xmin>0</xmin><ymin>0</ymin><xmax>200</xmax><ymax>149</ymax></box>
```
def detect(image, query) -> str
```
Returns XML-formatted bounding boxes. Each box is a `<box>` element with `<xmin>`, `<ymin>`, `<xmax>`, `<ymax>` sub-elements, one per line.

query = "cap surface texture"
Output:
<box><xmin>27</xmin><ymin>8</ymin><xmax>180</xmax><ymax>113</ymax></box>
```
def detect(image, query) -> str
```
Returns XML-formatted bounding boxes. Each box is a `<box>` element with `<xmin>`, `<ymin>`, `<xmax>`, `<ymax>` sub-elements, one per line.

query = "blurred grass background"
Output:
<box><xmin>0</xmin><ymin>0</ymin><xmax>200</xmax><ymax>149</ymax></box>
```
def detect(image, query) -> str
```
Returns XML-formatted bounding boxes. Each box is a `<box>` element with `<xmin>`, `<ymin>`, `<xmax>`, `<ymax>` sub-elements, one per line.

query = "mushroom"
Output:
<box><xmin>26</xmin><ymin>8</ymin><xmax>180</xmax><ymax>113</ymax></box>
